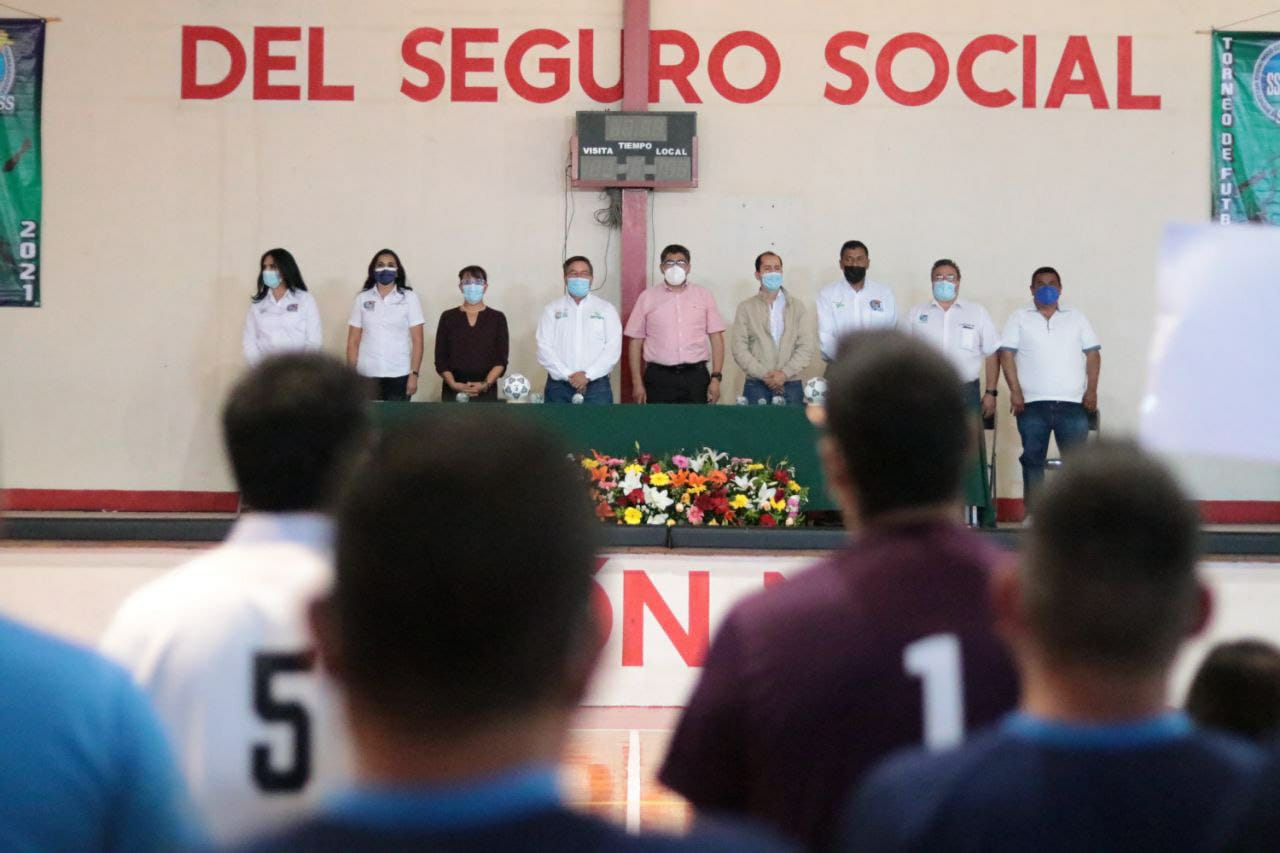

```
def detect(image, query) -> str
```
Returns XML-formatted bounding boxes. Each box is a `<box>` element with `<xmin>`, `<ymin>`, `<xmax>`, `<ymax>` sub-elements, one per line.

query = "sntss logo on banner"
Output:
<box><xmin>1253</xmin><ymin>41</ymin><xmax>1280</xmax><ymax>124</ymax></box>
<box><xmin>0</xmin><ymin>31</ymin><xmax>15</xmax><ymax>112</ymax></box>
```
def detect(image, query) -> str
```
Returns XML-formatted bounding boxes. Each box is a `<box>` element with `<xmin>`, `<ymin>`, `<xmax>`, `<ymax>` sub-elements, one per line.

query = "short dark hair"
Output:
<box><xmin>1031</xmin><ymin>266</ymin><xmax>1060</xmax><ymax>286</ymax></box>
<box><xmin>754</xmin><ymin>251</ymin><xmax>782</xmax><ymax>272</ymax></box>
<box><xmin>222</xmin><ymin>354</ymin><xmax>371</xmax><ymax>512</ymax></box>
<box><xmin>563</xmin><ymin>255</ymin><xmax>593</xmax><ymax>275</ymax></box>
<box><xmin>840</xmin><ymin>240</ymin><xmax>869</xmax><ymax>257</ymax></box>
<box><xmin>458</xmin><ymin>264</ymin><xmax>488</xmax><ymax>282</ymax></box>
<box><xmin>253</xmin><ymin>248</ymin><xmax>308</xmax><ymax>302</ymax></box>
<box><xmin>1186</xmin><ymin>640</ymin><xmax>1280</xmax><ymax>741</ymax></box>
<box><xmin>361</xmin><ymin>248</ymin><xmax>411</xmax><ymax>292</ymax></box>
<box><xmin>333</xmin><ymin>412</ymin><xmax>600</xmax><ymax>731</ymax></box>
<box><xmin>1025</xmin><ymin>441</ymin><xmax>1201</xmax><ymax>674</ymax></box>
<box><xmin>825</xmin><ymin>330</ymin><xmax>968</xmax><ymax>519</ymax></box>
<box><xmin>931</xmin><ymin>258</ymin><xmax>961</xmax><ymax>278</ymax></box>
<box><xmin>660</xmin><ymin>244</ymin><xmax>690</xmax><ymax>264</ymax></box>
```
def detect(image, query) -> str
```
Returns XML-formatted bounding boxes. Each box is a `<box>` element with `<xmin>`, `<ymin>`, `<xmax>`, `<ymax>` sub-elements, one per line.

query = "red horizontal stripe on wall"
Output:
<box><xmin>996</xmin><ymin>499</ymin><xmax>1280</xmax><ymax>525</ymax></box>
<box><xmin>1</xmin><ymin>490</ymin><xmax>240</xmax><ymax>513</ymax></box>
<box><xmin>2</xmin><ymin>492</ymin><xmax>1277</xmax><ymax>524</ymax></box>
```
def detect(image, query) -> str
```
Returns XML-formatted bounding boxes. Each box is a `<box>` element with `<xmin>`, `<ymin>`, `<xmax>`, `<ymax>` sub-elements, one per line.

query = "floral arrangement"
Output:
<box><xmin>581</xmin><ymin>447</ymin><xmax>808</xmax><ymax>527</ymax></box>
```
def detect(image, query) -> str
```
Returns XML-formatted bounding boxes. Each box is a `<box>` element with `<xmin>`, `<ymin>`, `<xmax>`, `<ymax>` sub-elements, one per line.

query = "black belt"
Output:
<box><xmin>647</xmin><ymin>362</ymin><xmax>707</xmax><ymax>374</ymax></box>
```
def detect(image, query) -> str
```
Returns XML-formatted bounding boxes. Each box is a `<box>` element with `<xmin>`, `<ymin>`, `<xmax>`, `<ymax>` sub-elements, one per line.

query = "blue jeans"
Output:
<box><xmin>544</xmin><ymin>376</ymin><xmax>613</xmax><ymax>404</ymax></box>
<box><xmin>1017</xmin><ymin>400</ymin><xmax>1089</xmax><ymax>510</ymax></box>
<box><xmin>743</xmin><ymin>378</ymin><xmax>804</xmax><ymax>406</ymax></box>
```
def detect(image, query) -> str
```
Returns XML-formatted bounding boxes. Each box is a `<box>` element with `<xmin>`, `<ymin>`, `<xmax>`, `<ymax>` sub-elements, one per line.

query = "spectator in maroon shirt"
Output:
<box><xmin>435</xmin><ymin>265</ymin><xmax>509</xmax><ymax>402</ymax></box>
<box><xmin>659</xmin><ymin>330</ymin><xmax>1019</xmax><ymax>850</ymax></box>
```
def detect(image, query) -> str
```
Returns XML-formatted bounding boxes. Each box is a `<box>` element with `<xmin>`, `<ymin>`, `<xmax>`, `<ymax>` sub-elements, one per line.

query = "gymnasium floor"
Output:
<box><xmin>4</xmin><ymin>540</ymin><xmax>1280</xmax><ymax>834</ymax></box>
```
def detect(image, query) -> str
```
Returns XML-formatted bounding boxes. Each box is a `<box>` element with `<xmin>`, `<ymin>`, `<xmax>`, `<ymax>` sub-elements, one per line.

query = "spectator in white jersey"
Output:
<box><xmin>235</xmin><ymin>412</ymin><xmax>792</xmax><ymax>853</ymax></box>
<box><xmin>101</xmin><ymin>353</ymin><xmax>372</xmax><ymax>845</ymax></box>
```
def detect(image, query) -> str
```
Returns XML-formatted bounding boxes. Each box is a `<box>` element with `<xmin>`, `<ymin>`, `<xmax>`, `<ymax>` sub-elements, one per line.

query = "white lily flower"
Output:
<box><xmin>734</xmin><ymin>475</ymin><xmax>752</xmax><ymax>491</ymax></box>
<box><xmin>620</xmin><ymin>470</ymin><xmax>644</xmax><ymax>492</ymax></box>
<box><xmin>644</xmin><ymin>486</ymin><xmax>675</xmax><ymax>511</ymax></box>
<box><xmin>647</xmin><ymin>513</ymin><xmax>669</xmax><ymax>526</ymax></box>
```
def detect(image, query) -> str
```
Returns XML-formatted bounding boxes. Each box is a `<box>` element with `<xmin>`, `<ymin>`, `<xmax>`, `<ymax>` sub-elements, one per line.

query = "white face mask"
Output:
<box><xmin>663</xmin><ymin>265</ymin><xmax>688</xmax><ymax>286</ymax></box>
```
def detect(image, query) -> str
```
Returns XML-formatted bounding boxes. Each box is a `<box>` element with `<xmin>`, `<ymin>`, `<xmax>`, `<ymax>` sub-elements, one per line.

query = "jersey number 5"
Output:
<box><xmin>252</xmin><ymin>651</ymin><xmax>314</xmax><ymax>793</ymax></box>
<box><xmin>902</xmin><ymin>633</ymin><xmax>965</xmax><ymax>750</ymax></box>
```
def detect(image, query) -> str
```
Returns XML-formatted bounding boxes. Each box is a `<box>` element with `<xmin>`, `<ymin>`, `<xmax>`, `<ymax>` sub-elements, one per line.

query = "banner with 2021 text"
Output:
<box><xmin>1212</xmin><ymin>31</ymin><xmax>1280</xmax><ymax>224</ymax></box>
<box><xmin>0</xmin><ymin>19</ymin><xmax>42</xmax><ymax>307</ymax></box>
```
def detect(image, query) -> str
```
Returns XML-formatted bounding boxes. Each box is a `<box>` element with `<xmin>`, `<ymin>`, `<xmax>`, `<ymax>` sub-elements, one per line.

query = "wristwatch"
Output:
<box><xmin>984</xmin><ymin>389</ymin><xmax>998</xmax><ymax>397</ymax></box>
<box><xmin>710</xmin><ymin>372</ymin><xmax>723</xmax><ymax>381</ymax></box>
<box><xmin>410</xmin><ymin>371</ymin><xmax>420</xmax><ymax>377</ymax></box>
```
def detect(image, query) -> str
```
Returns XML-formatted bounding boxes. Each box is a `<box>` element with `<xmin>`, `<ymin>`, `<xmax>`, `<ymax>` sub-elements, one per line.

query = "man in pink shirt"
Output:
<box><xmin>624</xmin><ymin>244</ymin><xmax>727</xmax><ymax>404</ymax></box>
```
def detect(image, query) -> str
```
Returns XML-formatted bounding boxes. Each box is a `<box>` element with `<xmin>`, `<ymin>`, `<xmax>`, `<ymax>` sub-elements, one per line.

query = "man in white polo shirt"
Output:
<box><xmin>905</xmin><ymin>258</ymin><xmax>1001</xmax><ymax>415</ymax></box>
<box><xmin>816</xmin><ymin>240</ymin><xmax>897</xmax><ymax>362</ymax></box>
<box><xmin>536</xmin><ymin>255</ymin><xmax>622</xmax><ymax>403</ymax></box>
<box><xmin>1000</xmin><ymin>266</ymin><xmax>1101</xmax><ymax>512</ymax></box>
<box><xmin>101</xmin><ymin>354</ymin><xmax>367</xmax><ymax>845</ymax></box>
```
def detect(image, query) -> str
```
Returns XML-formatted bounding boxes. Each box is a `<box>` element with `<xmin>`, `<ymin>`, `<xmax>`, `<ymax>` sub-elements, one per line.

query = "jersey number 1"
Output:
<box><xmin>902</xmin><ymin>633</ymin><xmax>965</xmax><ymax>750</ymax></box>
<box><xmin>252</xmin><ymin>652</ymin><xmax>314</xmax><ymax>793</ymax></box>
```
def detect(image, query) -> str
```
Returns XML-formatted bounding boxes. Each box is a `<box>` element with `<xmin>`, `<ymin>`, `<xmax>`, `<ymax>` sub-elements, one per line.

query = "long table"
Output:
<box><xmin>373</xmin><ymin>403</ymin><xmax>992</xmax><ymax>515</ymax></box>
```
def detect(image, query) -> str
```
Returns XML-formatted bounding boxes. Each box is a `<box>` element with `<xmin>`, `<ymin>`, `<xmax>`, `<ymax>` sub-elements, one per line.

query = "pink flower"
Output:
<box><xmin>672</xmin><ymin>454</ymin><xmax>692</xmax><ymax>469</ymax></box>
<box><xmin>687</xmin><ymin>505</ymin><xmax>705</xmax><ymax>525</ymax></box>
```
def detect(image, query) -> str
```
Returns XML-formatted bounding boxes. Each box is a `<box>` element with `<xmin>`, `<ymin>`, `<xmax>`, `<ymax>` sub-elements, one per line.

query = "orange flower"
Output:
<box><xmin>706</xmin><ymin>470</ymin><xmax>728</xmax><ymax>487</ymax></box>
<box><xmin>595</xmin><ymin>502</ymin><xmax>616</xmax><ymax>520</ymax></box>
<box><xmin>591</xmin><ymin>465</ymin><xmax>611</xmax><ymax>483</ymax></box>
<box><xmin>670</xmin><ymin>470</ymin><xmax>692</xmax><ymax>488</ymax></box>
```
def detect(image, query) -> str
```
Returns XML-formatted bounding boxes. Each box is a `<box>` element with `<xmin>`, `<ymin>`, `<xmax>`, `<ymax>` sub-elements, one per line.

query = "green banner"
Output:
<box><xmin>0</xmin><ymin>19</ymin><xmax>42</xmax><ymax>307</ymax></box>
<box><xmin>1213</xmin><ymin>32</ymin><xmax>1280</xmax><ymax>224</ymax></box>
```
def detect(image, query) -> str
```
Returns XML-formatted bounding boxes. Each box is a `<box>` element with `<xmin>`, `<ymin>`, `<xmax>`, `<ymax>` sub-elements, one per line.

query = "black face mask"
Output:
<box><xmin>843</xmin><ymin>265</ymin><xmax>867</xmax><ymax>285</ymax></box>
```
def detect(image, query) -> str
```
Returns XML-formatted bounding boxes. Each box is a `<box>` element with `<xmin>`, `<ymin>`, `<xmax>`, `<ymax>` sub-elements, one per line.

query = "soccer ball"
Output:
<box><xmin>502</xmin><ymin>374</ymin><xmax>531</xmax><ymax>401</ymax></box>
<box><xmin>803</xmin><ymin>377</ymin><xmax>829</xmax><ymax>405</ymax></box>
<box><xmin>771</xmin><ymin>395</ymin><xmax>787</xmax><ymax>406</ymax></box>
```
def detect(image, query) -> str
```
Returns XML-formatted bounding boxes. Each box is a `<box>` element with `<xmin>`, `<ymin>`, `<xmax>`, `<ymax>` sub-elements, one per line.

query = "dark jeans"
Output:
<box><xmin>374</xmin><ymin>375</ymin><xmax>409</xmax><ymax>402</ymax></box>
<box><xmin>1017</xmin><ymin>400</ymin><xmax>1090</xmax><ymax>511</ymax></box>
<box><xmin>743</xmin><ymin>378</ymin><xmax>804</xmax><ymax>406</ymax></box>
<box><xmin>644</xmin><ymin>362</ymin><xmax>710</xmax><ymax>404</ymax></box>
<box><xmin>544</xmin><ymin>376</ymin><xmax>613</xmax><ymax>404</ymax></box>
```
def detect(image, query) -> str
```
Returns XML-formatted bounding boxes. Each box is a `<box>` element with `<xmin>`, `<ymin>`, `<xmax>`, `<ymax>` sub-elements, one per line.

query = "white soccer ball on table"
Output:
<box><xmin>803</xmin><ymin>377</ymin><xmax>828</xmax><ymax>405</ymax></box>
<box><xmin>502</xmin><ymin>373</ymin><xmax>531</xmax><ymax>401</ymax></box>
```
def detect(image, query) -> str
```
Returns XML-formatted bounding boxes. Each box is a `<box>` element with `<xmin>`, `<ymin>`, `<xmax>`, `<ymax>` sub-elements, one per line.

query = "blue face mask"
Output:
<box><xmin>262</xmin><ymin>269</ymin><xmax>281</xmax><ymax>288</ymax></box>
<box><xmin>1034</xmin><ymin>285</ymin><xmax>1060</xmax><ymax>306</ymax></box>
<box><xmin>760</xmin><ymin>272</ymin><xmax>783</xmax><ymax>291</ymax></box>
<box><xmin>374</xmin><ymin>268</ymin><xmax>398</xmax><ymax>286</ymax></box>
<box><xmin>462</xmin><ymin>282</ymin><xmax>486</xmax><ymax>305</ymax></box>
<box><xmin>566</xmin><ymin>277</ymin><xmax>591</xmax><ymax>298</ymax></box>
<box><xmin>932</xmin><ymin>280</ymin><xmax>957</xmax><ymax>302</ymax></box>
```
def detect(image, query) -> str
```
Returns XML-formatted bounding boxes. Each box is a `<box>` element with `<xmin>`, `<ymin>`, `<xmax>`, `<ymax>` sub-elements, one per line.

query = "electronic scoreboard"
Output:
<box><xmin>571</xmin><ymin>111</ymin><xmax>697</xmax><ymax>189</ymax></box>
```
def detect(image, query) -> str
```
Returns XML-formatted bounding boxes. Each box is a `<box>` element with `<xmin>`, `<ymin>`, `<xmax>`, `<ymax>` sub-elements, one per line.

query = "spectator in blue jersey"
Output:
<box><xmin>838</xmin><ymin>441</ymin><xmax>1267</xmax><ymax>853</ymax></box>
<box><xmin>659</xmin><ymin>330</ymin><xmax>1018</xmax><ymax>850</ymax></box>
<box><xmin>233</xmin><ymin>411</ymin><xmax>792</xmax><ymax>853</ymax></box>
<box><xmin>0</xmin><ymin>614</ymin><xmax>200</xmax><ymax>850</ymax></box>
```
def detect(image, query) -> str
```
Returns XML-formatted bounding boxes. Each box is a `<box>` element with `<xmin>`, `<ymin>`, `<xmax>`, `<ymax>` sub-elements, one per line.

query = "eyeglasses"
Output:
<box><xmin>932</xmin><ymin>274</ymin><xmax>958</xmax><ymax>282</ymax></box>
<box><xmin>461</xmin><ymin>278</ymin><xmax>485</xmax><ymax>286</ymax></box>
<box><xmin>660</xmin><ymin>260</ymin><xmax>690</xmax><ymax>269</ymax></box>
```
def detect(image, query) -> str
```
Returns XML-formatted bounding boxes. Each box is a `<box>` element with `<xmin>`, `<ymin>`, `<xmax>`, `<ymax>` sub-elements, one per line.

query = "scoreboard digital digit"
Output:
<box><xmin>571</xmin><ymin>111</ymin><xmax>697</xmax><ymax>189</ymax></box>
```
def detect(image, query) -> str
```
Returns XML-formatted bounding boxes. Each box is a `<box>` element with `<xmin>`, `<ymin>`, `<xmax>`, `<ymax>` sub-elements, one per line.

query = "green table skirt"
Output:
<box><xmin>372</xmin><ymin>402</ymin><xmax>990</xmax><ymax>515</ymax></box>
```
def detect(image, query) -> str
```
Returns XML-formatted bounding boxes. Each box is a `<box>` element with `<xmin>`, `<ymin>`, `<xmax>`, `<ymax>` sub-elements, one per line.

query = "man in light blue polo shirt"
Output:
<box><xmin>836</xmin><ymin>442</ymin><xmax>1265</xmax><ymax>853</ymax></box>
<box><xmin>0</xmin><ymin>613</ymin><xmax>198</xmax><ymax>851</ymax></box>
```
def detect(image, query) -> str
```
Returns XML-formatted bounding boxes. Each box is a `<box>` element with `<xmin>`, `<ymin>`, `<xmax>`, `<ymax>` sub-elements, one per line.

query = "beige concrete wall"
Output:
<box><xmin>0</xmin><ymin>0</ymin><xmax>1274</xmax><ymax>501</ymax></box>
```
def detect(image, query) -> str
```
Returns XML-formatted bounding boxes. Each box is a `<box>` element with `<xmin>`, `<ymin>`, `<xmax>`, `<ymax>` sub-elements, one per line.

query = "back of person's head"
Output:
<box><xmin>1024</xmin><ymin>441</ymin><xmax>1201</xmax><ymax>674</ymax></box>
<box><xmin>1186</xmin><ymin>639</ymin><xmax>1280</xmax><ymax>741</ymax></box>
<box><xmin>222</xmin><ymin>353</ymin><xmax>371</xmax><ymax>513</ymax></box>
<box><xmin>823</xmin><ymin>330</ymin><xmax>968</xmax><ymax>520</ymax></box>
<box><xmin>331</xmin><ymin>411</ymin><xmax>600</xmax><ymax>733</ymax></box>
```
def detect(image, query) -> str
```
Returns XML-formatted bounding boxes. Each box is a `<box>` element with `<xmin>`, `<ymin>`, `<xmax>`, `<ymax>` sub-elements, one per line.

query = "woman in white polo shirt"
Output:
<box><xmin>346</xmin><ymin>248</ymin><xmax>426</xmax><ymax>401</ymax></box>
<box><xmin>242</xmin><ymin>248</ymin><xmax>322</xmax><ymax>365</ymax></box>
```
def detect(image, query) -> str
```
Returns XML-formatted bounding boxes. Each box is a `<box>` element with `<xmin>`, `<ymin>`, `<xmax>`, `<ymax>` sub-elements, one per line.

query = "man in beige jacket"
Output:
<box><xmin>731</xmin><ymin>251</ymin><xmax>818</xmax><ymax>405</ymax></box>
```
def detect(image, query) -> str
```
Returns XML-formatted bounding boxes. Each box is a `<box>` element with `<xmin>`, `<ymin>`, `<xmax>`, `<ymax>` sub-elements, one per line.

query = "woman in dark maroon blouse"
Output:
<box><xmin>434</xmin><ymin>264</ymin><xmax>509</xmax><ymax>402</ymax></box>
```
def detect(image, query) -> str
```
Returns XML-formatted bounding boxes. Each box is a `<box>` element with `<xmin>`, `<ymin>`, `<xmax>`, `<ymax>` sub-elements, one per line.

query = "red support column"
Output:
<box><xmin>619</xmin><ymin>0</ymin><xmax>650</xmax><ymax>403</ymax></box>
